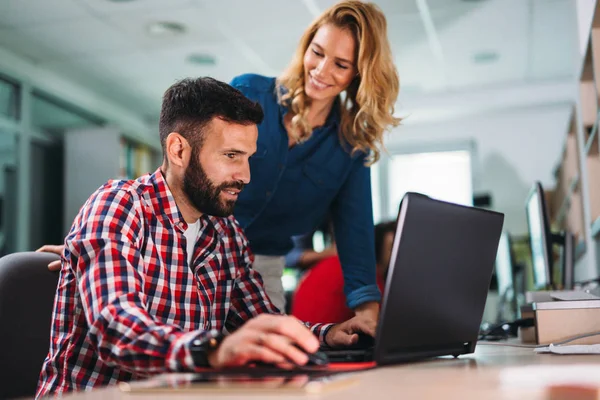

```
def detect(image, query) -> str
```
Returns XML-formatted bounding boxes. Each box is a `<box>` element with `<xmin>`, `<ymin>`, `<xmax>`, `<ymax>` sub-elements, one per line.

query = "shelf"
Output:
<box><xmin>554</xmin><ymin>174</ymin><xmax>580</xmax><ymax>227</ymax></box>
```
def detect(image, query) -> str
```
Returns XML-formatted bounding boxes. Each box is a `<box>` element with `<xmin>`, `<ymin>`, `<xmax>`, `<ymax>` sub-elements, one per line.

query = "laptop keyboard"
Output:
<box><xmin>321</xmin><ymin>347</ymin><xmax>374</xmax><ymax>363</ymax></box>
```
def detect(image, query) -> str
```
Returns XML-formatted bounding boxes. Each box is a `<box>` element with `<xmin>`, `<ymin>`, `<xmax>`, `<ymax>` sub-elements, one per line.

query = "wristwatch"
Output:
<box><xmin>190</xmin><ymin>330</ymin><xmax>225</xmax><ymax>367</ymax></box>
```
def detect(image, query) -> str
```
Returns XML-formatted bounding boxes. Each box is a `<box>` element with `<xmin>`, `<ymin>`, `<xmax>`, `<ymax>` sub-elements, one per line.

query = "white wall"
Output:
<box><xmin>384</xmin><ymin>103</ymin><xmax>572</xmax><ymax>236</ymax></box>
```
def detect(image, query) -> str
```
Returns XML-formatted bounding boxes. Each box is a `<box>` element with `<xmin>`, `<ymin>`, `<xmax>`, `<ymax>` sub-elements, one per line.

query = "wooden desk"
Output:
<box><xmin>62</xmin><ymin>344</ymin><xmax>600</xmax><ymax>400</ymax></box>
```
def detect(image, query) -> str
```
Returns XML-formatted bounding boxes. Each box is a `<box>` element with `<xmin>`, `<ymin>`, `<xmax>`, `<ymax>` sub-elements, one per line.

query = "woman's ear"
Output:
<box><xmin>164</xmin><ymin>132</ymin><xmax>191</xmax><ymax>168</ymax></box>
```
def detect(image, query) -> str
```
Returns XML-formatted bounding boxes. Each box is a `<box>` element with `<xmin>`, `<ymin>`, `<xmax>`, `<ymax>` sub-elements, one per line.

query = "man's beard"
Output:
<box><xmin>182</xmin><ymin>151</ymin><xmax>245</xmax><ymax>217</ymax></box>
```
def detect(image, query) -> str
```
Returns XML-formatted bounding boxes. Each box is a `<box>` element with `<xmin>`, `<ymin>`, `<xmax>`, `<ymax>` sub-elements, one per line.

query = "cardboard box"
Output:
<box><xmin>520</xmin><ymin>300</ymin><xmax>600</xmax><ymax>345</ymax></box>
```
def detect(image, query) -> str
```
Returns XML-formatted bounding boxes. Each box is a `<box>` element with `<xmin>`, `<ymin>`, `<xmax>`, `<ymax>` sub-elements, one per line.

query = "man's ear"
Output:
<box><xmin>165</xmin><ymin>132</ymin><xmax>191</xmax><ymax>168</ymax></box>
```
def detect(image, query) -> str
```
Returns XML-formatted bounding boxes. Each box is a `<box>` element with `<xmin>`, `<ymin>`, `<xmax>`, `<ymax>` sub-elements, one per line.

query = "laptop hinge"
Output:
<box><xmin>378</xmin><ymin>341</ymin><xmax>474</xmax><ymax>365</ymax></box>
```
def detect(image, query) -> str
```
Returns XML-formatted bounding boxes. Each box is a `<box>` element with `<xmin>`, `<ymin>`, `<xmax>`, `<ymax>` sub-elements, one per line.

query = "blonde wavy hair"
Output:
<box><xmin>277</xmin><ymin>1</ymin><xmax>400</xmax><ymax>164</ymax></box>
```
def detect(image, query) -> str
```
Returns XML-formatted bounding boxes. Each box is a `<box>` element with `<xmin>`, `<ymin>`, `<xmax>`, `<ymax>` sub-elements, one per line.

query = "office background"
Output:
<box><xmin>0</xmin><ymin>0</ymin><xmax>597</xmax><ymax>295</ymax></box>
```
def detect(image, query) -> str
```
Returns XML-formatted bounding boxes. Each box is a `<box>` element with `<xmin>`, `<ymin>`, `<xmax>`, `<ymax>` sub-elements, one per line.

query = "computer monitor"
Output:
<box><xmin>561</xmin><ymin>232</ymin><xmax>575</xmax><ymax>290</ymax></box>
<box><xmin>495</xmin><ymin>232</ymin><xmax>514</xmax><ymax>297</ymax></box>
<box><xmin>525</xmin><ymin>182</ymin><xmax>553</xmax><ymax>289</ymax></box>
<box><xmin>494</xmin><ymin>232</ymin><xmax>517</xmax><ymax>321</ymax></box>
<box><xmin>525</xmin><ymin>181</ymin><xmax>575</xmax><ymax>290</ymax></box>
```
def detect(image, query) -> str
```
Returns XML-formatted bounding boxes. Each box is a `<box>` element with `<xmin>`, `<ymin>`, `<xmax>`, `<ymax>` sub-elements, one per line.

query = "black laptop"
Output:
<box><xmin>322</xmin><ymin>193</ymin><xmax>504</xmax><ymax>365</ymax></box>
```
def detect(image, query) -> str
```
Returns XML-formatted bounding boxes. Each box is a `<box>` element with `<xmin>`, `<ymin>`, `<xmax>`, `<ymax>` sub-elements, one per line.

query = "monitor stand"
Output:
<box><xmin>551</xmin><ymin>231</ymin><xmax>574</xmax><ymax>290</ymax></box>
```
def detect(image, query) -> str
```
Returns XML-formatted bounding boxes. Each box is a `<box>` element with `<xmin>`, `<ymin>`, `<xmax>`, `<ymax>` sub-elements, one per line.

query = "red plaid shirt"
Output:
<box><xmin>36</xmin><ymin>169</ymin><xmax>331</xmax><ymax>397</ymax></box>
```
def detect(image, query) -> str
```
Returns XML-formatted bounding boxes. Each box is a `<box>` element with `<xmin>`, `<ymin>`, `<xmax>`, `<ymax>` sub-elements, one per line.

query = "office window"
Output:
<box><xmin>0</xmin><ymin>77</ymin><xmax>19</xmax><ymax>121</ymax></box>
<box><xmin>0</xmin><ymin>130</ymin><xmax>17</xmax><ymax>256</ymax></box>
<box><xmin>32</xmin><ymin>91</ymin><xmax>104</xmax><ymax>133</ymax></box>
<box><xmin>386</xmin><ymin>149</ymin><xmax>473</xmax><ymax>218</ymax></box>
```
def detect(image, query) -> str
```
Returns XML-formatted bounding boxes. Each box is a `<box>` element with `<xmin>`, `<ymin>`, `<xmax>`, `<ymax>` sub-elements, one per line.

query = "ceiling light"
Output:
<box><xmin>106</xmin><ymin>0</ymin><xmax>137</xmax><ymax>2</ymax></box>
<box><xmin>146</xmin><ymin>21</ymin><xmax>187</xmax><ymax>36</ymax></box>
<box><xmin>186</xmin><ymin>53</ymin><xmax>217</xmax><ymax>66</ymax></box>
<box><xmin>472</xmin><ymin>51</ymin><xmax>499</xmax><ymax>64</ymax></box>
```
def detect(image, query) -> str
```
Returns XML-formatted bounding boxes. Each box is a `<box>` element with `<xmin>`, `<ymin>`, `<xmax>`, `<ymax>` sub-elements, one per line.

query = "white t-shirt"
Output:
<box><xmin>183</xmin><ymin>219</ymin><xmax>201</xmax><ymax>265</ymax></box>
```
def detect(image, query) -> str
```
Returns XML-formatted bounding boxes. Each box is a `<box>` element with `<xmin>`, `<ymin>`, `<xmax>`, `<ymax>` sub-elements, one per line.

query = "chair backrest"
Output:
<box><xmin>0</xmin><ymin>251</ymin><xmax>59</xmax><ymax>399</ymax></box>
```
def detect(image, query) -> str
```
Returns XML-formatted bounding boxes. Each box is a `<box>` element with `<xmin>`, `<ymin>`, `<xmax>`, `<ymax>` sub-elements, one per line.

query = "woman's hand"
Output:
<box><xmin>325</xmin><ymin>314</ymin><xmax>376</xmax><ymax>347</ymax></box>
<box><xmin>36</xmin><ymin>244</ymin><xmax>64</xmax><ymax>271</ymax></box>
<box><xmin>352</xmin><ymin>301</ymin><xmax>379</xmax><ymax>335</ymax></box>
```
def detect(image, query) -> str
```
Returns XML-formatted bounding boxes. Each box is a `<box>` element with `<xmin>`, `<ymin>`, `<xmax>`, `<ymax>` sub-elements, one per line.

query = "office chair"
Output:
<box><xmin>0</xmin><ymin>252</ymin><xmax>59</xmax><ymax>399</ymax></box>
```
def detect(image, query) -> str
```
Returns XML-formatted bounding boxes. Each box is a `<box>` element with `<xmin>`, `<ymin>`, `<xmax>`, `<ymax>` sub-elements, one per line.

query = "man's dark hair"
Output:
<box><xmin>374</xmin><ymin>221</ymin><xmax>396</xmax><ymax>265</ymax></box>
<box><xmin>159</xmin><ymin>77</ymin><xmax>264</xmax><ymax>158</ymax></box>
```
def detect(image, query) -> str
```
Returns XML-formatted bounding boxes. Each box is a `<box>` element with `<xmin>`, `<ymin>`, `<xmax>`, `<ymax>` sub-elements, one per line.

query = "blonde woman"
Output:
<box><xmin>230</xmin><ymin>0</ymin><xmax>400</xmax><ymax>330</ymax></box>
<box><xmin>40</xmin><ymin>1</ymin><xmax>399</xmax><ymax>334</ymax></box>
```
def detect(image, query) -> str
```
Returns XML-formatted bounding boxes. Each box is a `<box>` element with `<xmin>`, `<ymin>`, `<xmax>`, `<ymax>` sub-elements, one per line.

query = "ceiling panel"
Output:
<box><xmin>0</xmin><ymin>0</ymin><xmax>88</xmax><ymax>28</ymax></box>
<box><xmin>395</xmin><ymin>45</ymin><xmax>446</xmax><ymax>95</ymax></box>
<box><xmin>105</xmin><ymin>5</ymin><xmax>228</xmax><ymax>51</ymax></box>
<box><xmin>428</xmin><ymin>1</ymin><xmax>482</xmax><ymax>32</ymax></box>
<box><xmin>387</xmin><ymin>14</ymin><xmax>428</xmax><ymax>53</ymax></box>
<box><xmin>194</xmin><ymin>0</ymin><xmax>314</xmax><ymax>74</ymax></box>
<box><xmin>16</xmin><ymin>17</ymin><xmax>138</xmax><ymax>60</ymax></box>
<box><xmin>78</xmin><ymin>0</ymin><xmax>196</xmax><ymax>16</ymax></box>
<box><xmin>154</xmin><ymin>42</ymin><xmax>250</xmax><ymax>84</ymax></box>
<box><xmin>0</xmin><ymin>27</ymin><xmax>63</xmax><ymax>63</ymax></box>
<box><xmin>42</xmin><ymin>59</ymin><xmax>154</xmax><ymax>117</ymax></box>
<box><xmin>246</xmin><ymin>36</ymin><xmax>300</xmax><ymax>75</ymax></box>
<box><xmin>79</xmin><ymin>52</ymin><xmax>166</xmax><ymax>82</ymax></box>
<box><xmin>529</xmin><ymin>0</ymin><xmax>577</xmax><ymax>80</ymax></box>
<box><xmin>203</xmin><ymin>0</ymin><xmax>312</xmax><ymax>43</ymax></box>
<box><xmin>434</xmin><ymin>0</ymin><xmax>529</xmax><ymax>89</ymax></box>
<box><xmin>315</xmin><ymin>0</ymin><xmax>462</xmax><ymax>17</ymax></box>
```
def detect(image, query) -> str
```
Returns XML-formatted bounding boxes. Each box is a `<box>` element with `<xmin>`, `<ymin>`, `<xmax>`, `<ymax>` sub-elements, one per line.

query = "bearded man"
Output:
<box><xmin>36</xmin><ymin>77</ymin><xmax>366</xmax><ymax>398</ymax></box>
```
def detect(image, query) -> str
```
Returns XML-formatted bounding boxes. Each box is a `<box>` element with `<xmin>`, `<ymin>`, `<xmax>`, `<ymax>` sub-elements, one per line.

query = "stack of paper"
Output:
<box><xmin>535</xmin><ymin>344</ymin><xmax>600</xmax><ymax>355</ymax></box>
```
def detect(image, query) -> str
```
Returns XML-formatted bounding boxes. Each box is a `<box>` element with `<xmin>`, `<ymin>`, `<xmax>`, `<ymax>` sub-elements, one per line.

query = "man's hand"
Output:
<box><xmin>324</xmin><ymin>314</ymin><xmax>377</xmax><ymax>347</ymax></box>
<box><xmin>36</xmin><ymin>244</ymin><xmax>64</xmax><ymax>272</ymax></box>
<box><xmin>353</xmin><ymin>301</ymin><xmax>379</xmax><ymax>335</ymax></box>
<box><xmin>207</xmin><ymin>314</ymin><xmax>319</xmax><ymax>368</ymax></box>
<box><xmin>325</xmin><ymin>301</ymin><xmax>380</xmax><ymax>347</ymax></box>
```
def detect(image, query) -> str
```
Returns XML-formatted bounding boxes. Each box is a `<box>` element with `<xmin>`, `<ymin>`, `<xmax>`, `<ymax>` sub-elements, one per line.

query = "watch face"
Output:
<box><xmin>191</xmin><ymin>346</ymin><xmax>211</xmax><ymax>367</ymax></box>
<box><xmin>191</xmin><ymin>332</ymin><xmax>224</xmax><ymax>367</ymax></box>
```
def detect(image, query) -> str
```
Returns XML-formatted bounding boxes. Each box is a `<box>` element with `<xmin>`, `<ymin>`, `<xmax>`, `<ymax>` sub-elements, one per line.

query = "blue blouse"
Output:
<box><xmin>230</xmin><ymin>74</ymin><xmax>381</xmax><ymax>309</ymax></box>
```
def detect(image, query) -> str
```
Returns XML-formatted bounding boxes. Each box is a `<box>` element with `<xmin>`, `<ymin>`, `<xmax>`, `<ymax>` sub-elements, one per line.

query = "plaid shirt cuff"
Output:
<box><xmin>307</xmin><ymin>322</ymin><xmax>334</xmax><ymax>344</ymax></box>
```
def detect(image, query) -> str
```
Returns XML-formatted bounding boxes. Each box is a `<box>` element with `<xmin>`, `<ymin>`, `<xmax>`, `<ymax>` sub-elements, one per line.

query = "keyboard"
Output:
<box><xmin>321</xmin><ymin>348</ymin><xmax>374</xmax><ymax>363</ymax></box>
<box><xmin>319</xmin><ymin>333</ymin><xmax>376</xmax><ymax>363</ymax></box>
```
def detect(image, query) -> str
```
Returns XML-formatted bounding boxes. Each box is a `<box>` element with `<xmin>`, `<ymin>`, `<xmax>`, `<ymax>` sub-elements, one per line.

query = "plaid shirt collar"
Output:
<box><xmin>150</xmin><ymin>167</ymin><xmax>191</xmax><ymax>234</ymax></box>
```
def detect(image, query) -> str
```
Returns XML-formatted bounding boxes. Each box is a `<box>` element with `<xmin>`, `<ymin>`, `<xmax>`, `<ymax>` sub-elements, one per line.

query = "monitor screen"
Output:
<box><xmin>495</xmin><ymin>232</ymin><xmax>513</xmax><ymax>296</ymax></box>
<box><xmin>525</xmin><ymin>182</ymin><xmax>552</xmax><ymax>289</ymax></box>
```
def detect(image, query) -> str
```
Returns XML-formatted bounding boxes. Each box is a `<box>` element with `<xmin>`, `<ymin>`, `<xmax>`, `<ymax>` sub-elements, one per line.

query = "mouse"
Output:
<box><xmin>294</xmin><ymin>344</ymin><xmax>329</xmax><ymax>367</ymax></box>
<box><xmin>252</xmin><ymin>345</ymin><xmax>329</xmax><ymax>369</ymax></box>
